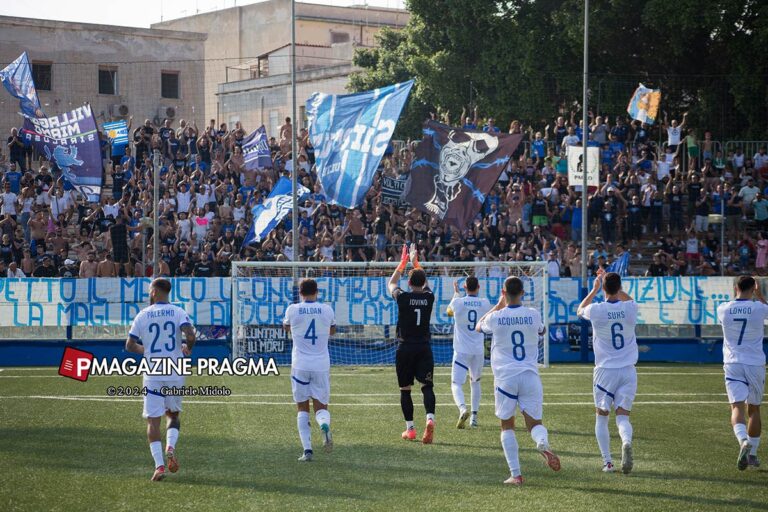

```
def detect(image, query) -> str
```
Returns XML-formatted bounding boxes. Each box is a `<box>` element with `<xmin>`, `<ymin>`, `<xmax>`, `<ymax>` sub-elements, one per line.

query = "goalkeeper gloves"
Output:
<box><xmin>396</xmin><ymin>243</ymin><xmax>409</xmax><ymax>273</ymax></box>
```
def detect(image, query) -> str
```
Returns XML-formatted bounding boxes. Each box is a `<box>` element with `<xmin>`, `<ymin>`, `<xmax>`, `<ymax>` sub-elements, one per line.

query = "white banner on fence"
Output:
<box><xmin>0</xmin><ymin>276</ymin><xmax>740</xmax><ymax>328</ymax></box>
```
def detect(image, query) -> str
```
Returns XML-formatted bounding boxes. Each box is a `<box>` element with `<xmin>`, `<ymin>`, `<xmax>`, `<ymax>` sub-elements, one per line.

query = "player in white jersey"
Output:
<box><xmin>577</xmin><ymin>269</ymin><xmax>638</xmax><ymax>475</ymax></box>
<box><xmin>283</xmin><ymin>278</ymin><xmax>336</xmax><ymax>462</ymax></box>
<box><xmin>447</xmin><ymin>276</ymin><xmax>491</xmax><ymax>428</ymax></box>
<box><xmin>125</xmin><ymin>278</ymin><xmax>196</xmax><ymax>482</ymax></box>
<box><xmin>716</xmin><ymin>275</ymin><xmax>768</xmax><ymax>470</ymax></box>
<box><xmin>476</xmin><ymin>276</ymin><xmax>561</xmax><ymax>486</ymax></box>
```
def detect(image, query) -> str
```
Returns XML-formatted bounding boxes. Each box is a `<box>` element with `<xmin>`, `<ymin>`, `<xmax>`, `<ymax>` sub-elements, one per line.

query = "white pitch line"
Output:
<box><xmin>0</xmin><ymin>392</ymin><xmax>728</xmax><ymax>398</ymax></box>
<box><xmin>0</xmin><ymin>396</ymin><xmax>728</xmax><ymax>406</ymax></box>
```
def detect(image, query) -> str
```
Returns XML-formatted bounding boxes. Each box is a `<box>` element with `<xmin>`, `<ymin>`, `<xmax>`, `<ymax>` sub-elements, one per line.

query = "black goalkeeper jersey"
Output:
<box><xmin>395</xmin><ymin>289</ymin><xmax>434</xmax><ymax>344</ymax></box>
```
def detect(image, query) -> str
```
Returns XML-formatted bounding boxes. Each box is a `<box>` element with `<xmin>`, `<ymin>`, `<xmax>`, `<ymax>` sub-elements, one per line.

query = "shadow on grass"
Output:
<box><xmin>560</xmin><ymin>485</ymin><xmax>768</xmax><ymax>510</ymax></box>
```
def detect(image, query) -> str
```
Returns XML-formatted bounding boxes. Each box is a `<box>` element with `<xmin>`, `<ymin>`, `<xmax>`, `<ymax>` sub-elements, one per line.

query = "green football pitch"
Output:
<box><xmin>1</xmin><ymin>364</ymin><xmax>766</xmax><ymax>512</ymax></box>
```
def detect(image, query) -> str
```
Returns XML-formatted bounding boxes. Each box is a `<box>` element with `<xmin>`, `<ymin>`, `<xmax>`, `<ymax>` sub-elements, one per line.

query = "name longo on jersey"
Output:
<box><xmin>717</xmin><ymin>299</ymin><xmax>768</xmax><ymax>366</ymax></box>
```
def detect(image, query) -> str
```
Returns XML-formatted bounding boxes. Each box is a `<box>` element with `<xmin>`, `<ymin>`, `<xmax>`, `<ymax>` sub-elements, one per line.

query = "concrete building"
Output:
<box><xmin>153</xmin><ymin>0</ymin><xmax>409</xmax><ymax>135</ymax></box>
<box><xmin>0</xmin><ymin>15</ymin><xmax>206</xmax><ymax>144</ymax></box>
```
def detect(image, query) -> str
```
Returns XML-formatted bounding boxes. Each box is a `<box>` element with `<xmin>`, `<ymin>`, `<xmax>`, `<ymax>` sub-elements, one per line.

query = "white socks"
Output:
<box><xmin>616</xmin><ymin>415</ymin><xmax>633</xmax><ymax>445</ymax></box>
<box><xmin>426</xmin><ymin>413</ymin><xmax>435</xmax><ymax>422</ymax></box>
<box><xmin>530</xmin><ymin>424</ymin><xmax>549</xmax><ymax>450</ymax></box>
<box><xmin>470</xmin><ymin>381</ymin><xmax>481</xmax><ymax>415</ymax></box>
<box><xmin>501</xmin><ymin>429</ymin><xmax>521</xmax><ymax>477</ymax></box>
<box><xmin>406</xmin><ymin>420</ymin><xmax>414</xmax><ymax>430</ymax></box>
<box><xmin>733</xmin><ymin>423</ymin><xmax>748</xmax><ymax>444</ymax></box>
<box><xmin>451</xmin><ymin>382</ymin><xmax>466</xmax><ymax>414</ymax></box>
<box><xmin>749</xmin><ymin>436</ymin><xmax>761</xmax><ymax>455</ymax></box>
<box><xmin>166</xmin><ymin>428</ymin><xmax>179</xmax><ymax>451</ymax></box>
<box><xmin>150</xmin><ymin>441</ymin><xmax>164</xmax><ymax>469</ymax></box>
<box><xmin>315</xmin><ymin>409</ymin><xmax>331</xmax><ymax>428</ymax></box>
<box><xmin>297</xmin><ymin>411</ymin><xmax>312</xmax><ymax>451</ymax></box>
<box><xmin>595</xmin><ymin>414</ymin><xmax>611</xmax><ymax>464</ymax></box>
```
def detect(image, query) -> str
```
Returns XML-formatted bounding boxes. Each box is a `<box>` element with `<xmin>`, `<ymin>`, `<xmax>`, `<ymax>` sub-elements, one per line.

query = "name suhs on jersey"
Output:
<box><xmin>89</xmin><ymin>357</ymin><xmax>279</xmax><ymax>376</ymax></box>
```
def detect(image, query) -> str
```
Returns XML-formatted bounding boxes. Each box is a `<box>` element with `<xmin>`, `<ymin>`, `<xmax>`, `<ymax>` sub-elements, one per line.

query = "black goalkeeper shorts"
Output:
<box><xmin>395</xmin><ymin>342</ymin><xmax>434</xmax><ymax>388</ymax></box>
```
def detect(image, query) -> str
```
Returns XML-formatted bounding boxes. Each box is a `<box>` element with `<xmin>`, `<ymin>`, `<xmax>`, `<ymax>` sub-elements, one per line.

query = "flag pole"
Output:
<box><xmin>290</xmin><ymin>0</ymin><xmax>299</xmax><ymax>295</ymax></box>
<box><xmin>579</xmin><ymin>0</ymin><xmax>590</xmax><ymax>363</ymax></box>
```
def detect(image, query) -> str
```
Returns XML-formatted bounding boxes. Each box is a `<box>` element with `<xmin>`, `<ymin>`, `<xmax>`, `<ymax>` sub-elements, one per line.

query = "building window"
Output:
<box><xmin>161</xmin><ymin>71</ymin><xmax>180</xmax><ymax>99</ymax></box>
<box><xmin>330</xmin><ymin>31</ymin><xmax>350</xmax><ymax>44</ymax></box>
<box><xmin>269</xmin><ymin>110</ymin><xmax>279</xmax><ymax>140</ymax></box>
<box><xmin>299</xmin><ymin>106</ymin><xmax>306</xmax><ymax>130</ymax></box>
<box><xmin>98</xmin><ymin>67</ymin><xmax>118</xmax><ymax>95</ymax></box>
<box><xmin>32</xmin><ymin>63</ymin><xmax>52</xmax><ymax>91</ymax></box>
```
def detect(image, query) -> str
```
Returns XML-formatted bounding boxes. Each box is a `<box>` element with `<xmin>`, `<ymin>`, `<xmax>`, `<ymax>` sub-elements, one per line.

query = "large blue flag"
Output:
<box><xmin>0</xmin><ymin>52</ymin><xmax>43</xmax><ymax>118</ymax></box>
<box><xmin>243</xmin><ymin>177</ymin><xmax>310</xmax><ymax>246</ymax></box>
<box><xmin>103</xmin><ymin>120</ymin><xmax>129</xmax><ymax>148</ymax></box>
<box><xmin>607</xmin><ymin>251</ymin><xmax>631</xmax><ymax>276</ymax></box>
<box><xmin>21</xmin><ymin>104</ymin><xmax>103</xmax><ymax>202</ymax></box>
<box><xmin>306</xmin><ymin>80</ymin><xmax>413</xmax><ymax>208</ymax></box>
<box><xmin>242</xmin><ymin>125</ymin><xmax>272</xmax><ymax>169</ymax></box>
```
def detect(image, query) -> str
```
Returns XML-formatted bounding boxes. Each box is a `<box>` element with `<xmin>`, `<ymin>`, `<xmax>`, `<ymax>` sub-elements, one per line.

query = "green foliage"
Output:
<box><xmin>350</xmin><ymin>0</ymin><xmax>768</xmax><ymax>139</ymax></box>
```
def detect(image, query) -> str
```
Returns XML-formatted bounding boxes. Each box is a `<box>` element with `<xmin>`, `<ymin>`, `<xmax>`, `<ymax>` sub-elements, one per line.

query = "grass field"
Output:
<box><xmin>1</xmin><ymin>364</ymin><xmax>767</xmax><ymax>512</ymax></box>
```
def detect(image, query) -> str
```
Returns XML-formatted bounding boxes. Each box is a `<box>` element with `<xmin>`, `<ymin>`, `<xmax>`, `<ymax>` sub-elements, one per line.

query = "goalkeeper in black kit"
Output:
<box><xmin>388</xmin><ymin>244</ymin><xmax>436</xmax><ymax>444</ymax></box>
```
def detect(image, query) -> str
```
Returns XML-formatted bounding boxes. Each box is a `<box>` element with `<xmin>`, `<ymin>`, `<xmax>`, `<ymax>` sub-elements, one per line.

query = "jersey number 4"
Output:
<box><xmin>304</xmin><ymin>319</ymin><xmax>318</xmax><ymax>345</ymax></box>
<box><xmin>149</xmin><ymin>321</ymin><xmax>176</xmax><ymax>353</ymax></box>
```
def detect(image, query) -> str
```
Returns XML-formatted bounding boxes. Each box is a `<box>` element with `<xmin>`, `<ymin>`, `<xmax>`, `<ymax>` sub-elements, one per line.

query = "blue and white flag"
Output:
<box><xmin>243</xmin><ymin>177</ymin><xmax>310</xmax><ymax>246</ymax></box>
<box><xmin>242</xmin><ymin>125</ymin><xmax>272</xmax><ymax>169</ymax></box>
<box><xmin>306</xmin><ymin>80</ymin><xmax>413</xmax><ymax>208</ymax></box>
<box><xmin>103</xmin><ymin>120</ymin><xmax>128</xmax><ymax>148</ymax></box>
<box><xmin>0</xmin><ymin>52</ymin><xmax>43</xmax><ymax>118</ymax></box>
<box><xmin>626</xmin><ymin>83</ymin><xmax>661</xmax><ymax>125</ymax></box>
<box><xmin>607</xmin><ymin>252</ymin><xmax>630</xmax><ymax>276</ymax></box>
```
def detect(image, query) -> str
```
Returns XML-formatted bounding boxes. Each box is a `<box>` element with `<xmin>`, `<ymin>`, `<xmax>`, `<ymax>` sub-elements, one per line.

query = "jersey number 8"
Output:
<box><xmin>511</xmin><ymin>331</ymin><xmax>525</xmax><ymax>361</ymax></box>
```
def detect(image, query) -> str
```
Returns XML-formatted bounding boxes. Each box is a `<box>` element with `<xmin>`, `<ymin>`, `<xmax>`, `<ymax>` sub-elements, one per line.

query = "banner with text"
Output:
<box><xmin>0</xmin><ymin>276</ymin><xmax>741</xmax><ymax>328</ymax></box>
<box><xmin>21</xmin><ymin>104</ymin><xmax>103</xmax><ymax>202</ymax></box>
<box><xmin>567</xmin><ymin>146</ymin><xmax>600</xmax><ymax>188</ymax></box>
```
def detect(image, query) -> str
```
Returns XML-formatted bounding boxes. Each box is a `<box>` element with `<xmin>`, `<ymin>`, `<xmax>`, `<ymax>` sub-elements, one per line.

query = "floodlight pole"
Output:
<box><xmin>152</xmin><ymin>149</ymin><xmax>161</xmax><ymax>277</ymax></box>
<box><xmin>291</xmin><ymin>0</ymin><xmax>299</xmax><ymax>265</ymax></box>
<box><xmin>579</xmin><ymin>0</ymin><xmax>590</xmax><ymax>363</ymax></box>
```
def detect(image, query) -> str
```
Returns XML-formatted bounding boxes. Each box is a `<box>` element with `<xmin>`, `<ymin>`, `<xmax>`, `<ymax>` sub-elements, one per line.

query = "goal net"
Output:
<box><xmin>231</xmin><ymin>261</ymin><xmax>549</xmax><ymax>367</ymax></box>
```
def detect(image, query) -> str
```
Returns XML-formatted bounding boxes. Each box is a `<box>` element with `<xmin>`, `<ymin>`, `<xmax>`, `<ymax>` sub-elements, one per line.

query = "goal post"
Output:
<box><xmin>231</xmin><ymin>261</ymin><xmax>550</xmax><ymax>367</ymax></box>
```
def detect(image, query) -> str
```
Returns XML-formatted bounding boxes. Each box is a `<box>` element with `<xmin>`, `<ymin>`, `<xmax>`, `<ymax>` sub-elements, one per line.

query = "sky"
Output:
<box><xmin>0</xmin><ymin>0</ymin><xmax>406</xmax><ymax>28</ymax></box>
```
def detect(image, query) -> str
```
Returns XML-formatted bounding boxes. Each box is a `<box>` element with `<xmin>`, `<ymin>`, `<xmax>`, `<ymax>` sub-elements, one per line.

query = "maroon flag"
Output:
<box><xmin>405</xmin><ymin>120</ymin><xmax>522</xmax><ymax>230</ymax></box>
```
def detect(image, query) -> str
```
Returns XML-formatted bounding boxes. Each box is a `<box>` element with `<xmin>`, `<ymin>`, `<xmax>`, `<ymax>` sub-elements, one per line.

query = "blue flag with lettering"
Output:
<box><xmin>242</xmin><ymin>125</ymin><xmax>272</xmax><ymax>169</ymax></box>
<box><xmin>306</xmin><ymin>80</ymin><xmax>413</xmax><ymax>208</ymax></box>
<box><xmin>21</xmin><ymin>104</ymin><xmax>103</xmax><ymax>202</ymax></box>
<box><xmin>243</xmin><ymin>177</ymin><xmax>310</xmax><ymax>246</ymax></box>
<box><xmin>0</xmin><ymin>52</ymin><xmax>43</xmax><ymax>118</ymax></box>
<box><xmin>103</xmin><ymin>120</ymin><xmax>128</xmax><ymax>147</ymax></box>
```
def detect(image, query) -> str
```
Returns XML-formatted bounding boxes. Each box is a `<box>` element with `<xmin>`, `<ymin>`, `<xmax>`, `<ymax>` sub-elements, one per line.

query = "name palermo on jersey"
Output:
<box><xmin>88</xmin><ymin>357</ymin><xmax>279</xmax><ymax>376</ymax></box>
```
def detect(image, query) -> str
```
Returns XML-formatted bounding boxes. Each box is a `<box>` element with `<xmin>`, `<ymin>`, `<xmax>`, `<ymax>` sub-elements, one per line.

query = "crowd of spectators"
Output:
<box><xmin>2</xmin><ymin>108</ymin><xmax>767</xmax><ymax>278</ymax></box>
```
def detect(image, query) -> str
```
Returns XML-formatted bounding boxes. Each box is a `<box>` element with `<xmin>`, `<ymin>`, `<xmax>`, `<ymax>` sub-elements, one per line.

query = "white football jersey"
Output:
<box><xmin>283</xmin><ymin>301</ymin><xmax>336</xmax><ymax>372</ymax></box>
<box><xmin>449</xmin><ymin>295</ymin><xmax>492</xmax><ymax>355</ymax></box>
<box><xmin>128</xmin><ymin>302</ymin><xmax>192</xmax><ymax>382</ymax></box>
<box><xmin>580</xmin><ymin>300</ymin><xmax>639</xmax><ymax>368</ymax></box>
<box><xmin>480</xmin><ymin>305</ymin><xmax>544</xmax><ymax>380</ymax></box>
<box><xmin>717</xmin><ymin>299</ymin><xmax>768</xmax><ymax>366</ymax></box>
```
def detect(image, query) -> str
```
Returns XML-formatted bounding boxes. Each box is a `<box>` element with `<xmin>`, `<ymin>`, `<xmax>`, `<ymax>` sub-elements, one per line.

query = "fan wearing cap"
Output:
<box><xmin>32</xmin><ymin>255</ymin><xmax>57</xmax><ymax>277</ymax></box>
<box><xmin>59</xmin><ymin>258</ymin><xmax>78</xmax><ymax>278</ymax></box>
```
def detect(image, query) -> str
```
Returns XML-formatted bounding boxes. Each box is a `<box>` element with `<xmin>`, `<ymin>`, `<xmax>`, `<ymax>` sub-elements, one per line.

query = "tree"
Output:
<box><xmin>350</xmin><ymin>0</ymin><xmax>768</xmax><ymax>140</ymax></box>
